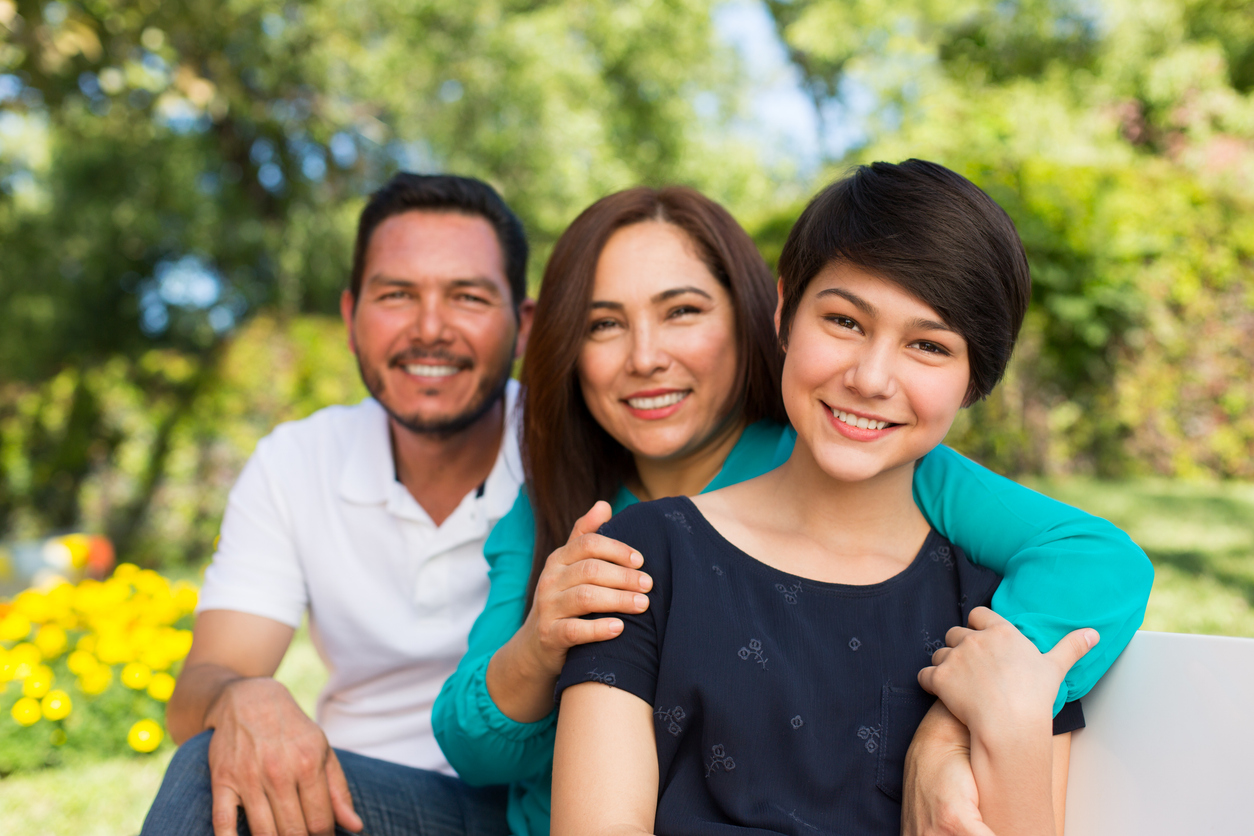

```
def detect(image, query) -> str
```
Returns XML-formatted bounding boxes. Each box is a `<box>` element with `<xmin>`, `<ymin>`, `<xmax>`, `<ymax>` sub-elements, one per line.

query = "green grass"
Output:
<box><xmin>1021</xmin><ymin>477</ymin><xmax>1254</xmax><ymax>638</ymax></box>
<box><xmin>2</xmin><ymin>476</ymin><xmax>1252</xmax><ymax>833</ymax></box>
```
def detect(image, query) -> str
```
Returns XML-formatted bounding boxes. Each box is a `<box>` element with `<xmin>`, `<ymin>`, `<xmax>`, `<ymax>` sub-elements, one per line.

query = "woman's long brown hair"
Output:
<box><xmin>521</xmin><ymin>186</ymin><xmax>786</xmax><ymax>611</ymax></box>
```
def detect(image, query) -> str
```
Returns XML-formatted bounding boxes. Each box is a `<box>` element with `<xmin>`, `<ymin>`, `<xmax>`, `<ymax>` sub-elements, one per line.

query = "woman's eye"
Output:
<box><xmin>666</xmin><ymin>305</ymin><xmax>701</xmax><ymax>319</ymax></box>
<box><xmin>589</xmin><ymin>318</ymin><xmax>620</xmax><ymax>333</ymax></box>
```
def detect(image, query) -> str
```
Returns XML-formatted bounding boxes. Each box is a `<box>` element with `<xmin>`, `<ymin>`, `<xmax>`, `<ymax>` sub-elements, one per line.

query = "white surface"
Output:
<box><xmin>1065</xmin><ymin>630</ymin><xmax>1254</xmax><ymax>835</ymax></box>
<box><xmin>198</xmin><ymin>382</ymin><xmax>524</xmax><ymax>773</ymax></box>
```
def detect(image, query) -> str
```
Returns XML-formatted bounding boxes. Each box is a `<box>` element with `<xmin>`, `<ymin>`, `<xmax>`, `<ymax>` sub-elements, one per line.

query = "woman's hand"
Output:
<box><xmin>917</xmin><ymin>607</ymin><xmax>1097</xmax><ymax>737</ymax></box>
<box><xmin>486</xmin><ymin>501</ymin><xmax>652</xmax><ymax>723</ymax></box>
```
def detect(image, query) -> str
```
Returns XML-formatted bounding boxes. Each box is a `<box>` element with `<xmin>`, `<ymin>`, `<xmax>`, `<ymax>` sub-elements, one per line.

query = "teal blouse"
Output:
<box><xmin>433</xmin><ymin>421</ymin><xmax>1153</xmax><ymax>836</ymax></box>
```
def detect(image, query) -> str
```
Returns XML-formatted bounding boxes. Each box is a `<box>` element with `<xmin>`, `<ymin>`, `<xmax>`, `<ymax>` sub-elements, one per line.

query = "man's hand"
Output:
<box><xmin>205</xmin><ymin>677</ymin><xmax>362</xmax><ymax>836</ymax></box>
<box><xmin>901</xmin><ymin>702</ymin><xmax>996</xmax><ymax>836</ymax></box>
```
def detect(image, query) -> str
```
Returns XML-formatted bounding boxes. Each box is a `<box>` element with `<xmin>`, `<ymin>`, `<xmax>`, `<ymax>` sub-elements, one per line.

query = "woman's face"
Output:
<box><xmin>780</xmin><ymin>261</ymin><xmax>970</xmax><ymax>484</ymax></box>
<box><xmin>577</xmin><ymin>221</ymin><xmax>740</xmax><ymax>463</ymax></box>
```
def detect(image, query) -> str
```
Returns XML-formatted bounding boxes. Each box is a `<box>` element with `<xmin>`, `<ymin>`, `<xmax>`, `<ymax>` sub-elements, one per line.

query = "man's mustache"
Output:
<box><xmin>388</xmin><ymin>347</ymin><xmax>474</xmax><ymax>369</ymax></box>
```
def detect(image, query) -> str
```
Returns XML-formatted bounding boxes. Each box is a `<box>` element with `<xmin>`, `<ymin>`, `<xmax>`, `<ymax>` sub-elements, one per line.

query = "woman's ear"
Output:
<box><xmin>774</xmin><ymin>278</ymin><xmax>786</xmax><ymax>351</ymax></box>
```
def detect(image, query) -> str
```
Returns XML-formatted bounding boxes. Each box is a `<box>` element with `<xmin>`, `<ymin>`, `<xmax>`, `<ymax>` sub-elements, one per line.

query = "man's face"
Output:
<box><xmin>341</xmin><ymin>210</ymin><xmax>533</xmax><ymax>437</ymax></box>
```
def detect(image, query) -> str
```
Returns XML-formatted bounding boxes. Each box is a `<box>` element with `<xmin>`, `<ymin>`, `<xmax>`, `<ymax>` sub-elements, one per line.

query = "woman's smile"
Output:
<box><xmin>623</xmin><ymin>388</ymin><xmax>691</xmax><ymax>419</ymax></box>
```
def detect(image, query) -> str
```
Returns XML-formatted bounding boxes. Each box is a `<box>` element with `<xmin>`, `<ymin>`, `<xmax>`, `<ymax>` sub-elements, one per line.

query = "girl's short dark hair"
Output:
<box><xmin>777</xmin><ymin>159</ymin><xmax>1031</xmax><ymax>404</ymax></box>
<box><xmin>521</xmin><ymin>186</ymin><xmax>786</xmax><ymax>608</ymax></box>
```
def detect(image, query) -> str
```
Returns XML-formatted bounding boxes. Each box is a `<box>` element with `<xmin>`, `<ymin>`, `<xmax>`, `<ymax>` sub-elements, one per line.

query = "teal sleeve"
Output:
<box><xmin>432</xmin><ymin>488</ymin><xmax>558</xmax><ymax>785</ymax></box>
<box><xmin>912</xmin><ymin>445</ymin><xmax>1154</xmax><ymax>715</ymax></box>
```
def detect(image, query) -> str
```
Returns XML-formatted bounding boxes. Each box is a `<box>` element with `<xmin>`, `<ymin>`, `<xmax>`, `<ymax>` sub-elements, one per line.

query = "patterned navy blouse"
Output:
<box><xmin>557</xmin><ymin>496</ymin><xmax>1084</xmax><ymax>835</ymax></box>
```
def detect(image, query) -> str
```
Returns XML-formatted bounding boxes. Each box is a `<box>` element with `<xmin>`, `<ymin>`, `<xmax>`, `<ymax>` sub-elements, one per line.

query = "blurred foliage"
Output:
<box><xmin>755</xmin><ymin>0</ymin><xmax>1254</xmax><ymax>477</ymax></box>
<box><xmin>1</xmin><ymin>0</ymin><xmax>1253</xmax><ymax>563</ymax></box>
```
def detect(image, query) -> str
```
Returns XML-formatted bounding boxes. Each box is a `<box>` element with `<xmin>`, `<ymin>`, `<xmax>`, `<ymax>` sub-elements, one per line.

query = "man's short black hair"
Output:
<box><xmin>350</xmin><ymin>173</ymin><xmax>528</xmax><ymax>311</ymax></box>
<box><xmin>777</xmin><ymin>159</ymin><xmax>1031</xmax><ymax>404</ymax></box>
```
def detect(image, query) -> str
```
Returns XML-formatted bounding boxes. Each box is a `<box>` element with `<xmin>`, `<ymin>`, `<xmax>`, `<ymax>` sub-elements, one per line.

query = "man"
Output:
<box><xmin>142</xmin><ymin>173</ymin><xmax>534</xmax><ymax>836</ymax></box>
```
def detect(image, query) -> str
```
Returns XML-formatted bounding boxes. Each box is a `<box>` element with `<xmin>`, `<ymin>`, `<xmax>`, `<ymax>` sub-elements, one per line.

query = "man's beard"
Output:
<box><xmin>357</xmin><ymin>344</ymin><xmax>514</xmax><ymax>440</ymax></box>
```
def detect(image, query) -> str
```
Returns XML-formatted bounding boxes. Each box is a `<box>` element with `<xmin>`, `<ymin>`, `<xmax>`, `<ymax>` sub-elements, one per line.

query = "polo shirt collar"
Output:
<box><xmin>337</xmin><ymin>381</ymin><xmax>523</xmax><ymax>525</ymax></box>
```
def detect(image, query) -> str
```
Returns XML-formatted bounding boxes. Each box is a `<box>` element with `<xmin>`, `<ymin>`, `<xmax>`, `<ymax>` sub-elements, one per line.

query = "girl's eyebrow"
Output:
<box><xmin>817</xmin><ymin>286</ymin><xmax>957</xmax><ymax>334</ymax></box>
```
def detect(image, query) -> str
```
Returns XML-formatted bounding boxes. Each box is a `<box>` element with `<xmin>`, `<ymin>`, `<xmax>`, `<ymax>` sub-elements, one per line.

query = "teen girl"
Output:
<box><xmin>551</xmin><ymin>161</ymin><xmax>1102</xmax><ymax>836</ymax></box>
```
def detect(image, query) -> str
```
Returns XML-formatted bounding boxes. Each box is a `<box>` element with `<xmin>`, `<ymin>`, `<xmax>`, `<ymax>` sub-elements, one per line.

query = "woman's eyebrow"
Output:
<box><xmin>652</xmin><ymin>286</ymin><xmax>713</xmax><ymax>304</ymax></box>
<box><xmin>589</xmin><ymin>300</ymin><xmax>624</xmax><ymax>311</ymax></box>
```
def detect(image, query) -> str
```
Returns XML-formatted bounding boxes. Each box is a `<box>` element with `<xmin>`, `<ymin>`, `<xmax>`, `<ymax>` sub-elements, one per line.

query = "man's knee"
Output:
<box><xmin>140</xmin><ymin>730</ymin><xmax>217</xmax><ymax>836</ymax></box>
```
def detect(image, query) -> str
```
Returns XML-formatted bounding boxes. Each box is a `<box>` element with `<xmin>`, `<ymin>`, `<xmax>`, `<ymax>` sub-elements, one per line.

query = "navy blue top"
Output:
<box><xmin>558</xmin><ymin>496</ymin><xmax>1084</xmax><ymax>836</ymax></box>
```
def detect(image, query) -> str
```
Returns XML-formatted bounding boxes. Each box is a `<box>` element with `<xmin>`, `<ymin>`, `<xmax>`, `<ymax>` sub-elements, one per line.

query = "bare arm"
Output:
<box><xmin>169</xmin><ymin>610</ymin><xmax>360</xmax><ymax>836</ymax></box>
<box><xmin>552</xmin><ymin>681</ymin><xmax>658</xmax><ymax>836</ymax></box>
<box><xmin>918</xmin><ymin>608</ymin><xmax>1094</xmax><ymax>836</ymax></box>
<box><xmin>487</xmin><ymin>502</ymin><xmax>652</xmax><ymax>723</ymax></box>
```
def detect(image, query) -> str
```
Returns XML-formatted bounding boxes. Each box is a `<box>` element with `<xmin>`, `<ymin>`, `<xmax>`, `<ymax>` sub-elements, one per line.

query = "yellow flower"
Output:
<box><xmin>113</xmin><ymin>563</ymin><xmax>141</xmax><ymax>581</ymax></box>
<box><xmin>9</xmin><ymin>643</ymin><xmax>41</xmax><ymax>679</ymax></box>
<box><xmin>172</xmin><ymin>582</ymin><xmax>199</xmax><ymax>615</ymax></box>
<box><xmin>67</xmin><ymin>650</ymin><xmax>98</xmax><ymax>676</ymax></box>
<box><xmin>22</xmin><ymin>664</ymin><xmax>53</xmax><ymax>698</ymax></box>
<box><xmin>95</xmin><ymin>631</ymin><xmax>133</xmax><ymax>665</ymax></box>
<box><xmin>121</xmin><ymin>662</ymin><xmax>152</xmax><ymax>690</ymax></box>
<box><xmin>147</xmin><ymin>672</ymin><xmax>176</xmax><ymax>702</ymax></box>
<box><xmin>0</xmin><ymin>610</ymin><xmax>32</xmax><ymax>641</ymax></box>
<box><xmin>13</xmin><ymin>590</ymin><xmax>49</xmax><ymax>624</ymax></box>
<box><xmin>77</xmin><ymin>664</ymin><xmax>112</xmax><ymax>695</ymax></box>
<box><xmin>60</xmin><ymin>534</ymin><xmax>92</xmax><ymax>569</ymax></box>
<box><xmin>127</xmin><ymin>719</ymin><xmax>164</xmax><ymax>752</ymax></box>
<box><xmin>11</xmin><ymin>697</ymin><xmax>40</xmax><ymax>726</ymax></box>
<box><xmin>34</xmin><ymin>624</ymin><xmax>68</xmax><ymax>660</ymax></box>
<box><xmin>76</xmin><ymin>633</ymin><xmax>98</xmax><ymax>655</ymax></box>
<box><xmin>41</xmin><ymin>689</ymin><xmax>72</xmax><ymax>721</ymax></box>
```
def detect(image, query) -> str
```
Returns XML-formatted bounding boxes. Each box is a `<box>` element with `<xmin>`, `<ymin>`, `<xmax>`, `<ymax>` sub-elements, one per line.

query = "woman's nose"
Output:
<box><xmin>625</xmin><ymin>323</ymin><xmax>669</xmax><ymax>376</ymax></box>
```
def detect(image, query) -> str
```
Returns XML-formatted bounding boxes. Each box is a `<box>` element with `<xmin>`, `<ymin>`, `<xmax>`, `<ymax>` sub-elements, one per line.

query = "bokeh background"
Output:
<box><xmin>1</xmin><ymin>0</ymin><xmax>1252</xmax><ymax>831</ymax></box>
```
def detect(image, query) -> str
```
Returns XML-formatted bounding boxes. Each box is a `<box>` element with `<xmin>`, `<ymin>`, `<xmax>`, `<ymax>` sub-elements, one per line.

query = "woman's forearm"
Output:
<box><xmin>485</xmin><ymin>622</ymin><xmax>562</xmax><ymax>723</ymax></box>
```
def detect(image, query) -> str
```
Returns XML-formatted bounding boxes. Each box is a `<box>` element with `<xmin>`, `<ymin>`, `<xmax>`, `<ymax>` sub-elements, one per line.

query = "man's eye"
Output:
<box><xmin>456</xmin><ymin>293</ymin><xmax>490</xmax><ymax>305</ymax></box>
<box><xmin>667</xmin><ymin>305</ymin><xmax>700</xmax><ymax>319</ymax></box>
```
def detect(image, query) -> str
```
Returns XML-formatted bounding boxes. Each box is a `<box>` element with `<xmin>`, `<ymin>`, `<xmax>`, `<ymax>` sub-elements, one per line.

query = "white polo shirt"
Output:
<box><xmin>198</xmin><ymin>381</ymin><xmax>523</xmax><ymax>774</ymax></box>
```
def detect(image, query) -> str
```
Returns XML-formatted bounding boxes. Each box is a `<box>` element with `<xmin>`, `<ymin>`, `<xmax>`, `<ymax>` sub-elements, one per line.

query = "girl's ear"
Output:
<box><xmin>774</xmin><ymin>278</ymin><xmax>786</xmax><ymax>351</ymax></box>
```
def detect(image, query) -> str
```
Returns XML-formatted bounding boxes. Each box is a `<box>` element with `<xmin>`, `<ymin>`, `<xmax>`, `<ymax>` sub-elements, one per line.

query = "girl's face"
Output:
<box><xmin>577</xmin><ymin>221</ymin><xmax>740</xmax><ymax>463</ymax></box>
<box><xmin>779</xmin><ymin>261</ymin><xmax>970</xmax><ymax>484</ymax></box>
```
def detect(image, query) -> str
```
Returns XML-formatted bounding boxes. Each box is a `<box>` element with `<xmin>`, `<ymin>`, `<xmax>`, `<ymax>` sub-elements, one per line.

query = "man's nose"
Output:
<box><xmin>411</xmin><ymin>298</ymin><xmax>453</xmax><ymax>345</ymax></box>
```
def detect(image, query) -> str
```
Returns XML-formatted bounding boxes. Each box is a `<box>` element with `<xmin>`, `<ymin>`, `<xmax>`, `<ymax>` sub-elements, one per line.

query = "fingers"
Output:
<box><xmin>917</xmin><ymin>664</ymin><xmax>938</xmax><ymax>695</ymax></box>
<box><xmin>1045</xmin><ymin>627</ymin><xmax>1099</xmax><ymax>674</ymax></box>
<box><xmin>295</xmin><ymin>762</ymin><xmax>339</xmax><ymax>836</ymax></box>
<box><xmin>211</xmin><ymin>785</ymin><xmax>243</xmax><ymax>836</ymax></box>
<box><xmin>566</xmin><ymin>501</ymin><xmax>614</xmax><ymax>545</ymax></box>
<box><xmin>930</xmin><ymin>646</ymin><xmax>951</xmax><ymax>667</ymax></box>
<box><xmin>326</xmin><ymin>751</ymin><xmax>364</xmax><ymax>834</ymax></box>
<box><xmin>964</xmin><ymin>606</ymin><xmax>1006</xmax><ymax>631</ymax></box>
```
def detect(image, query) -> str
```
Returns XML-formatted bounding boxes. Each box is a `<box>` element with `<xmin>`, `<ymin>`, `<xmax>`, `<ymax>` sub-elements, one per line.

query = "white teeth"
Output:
<box><xmin>404</xmin><ymin>364</ymin><xmax>460</xmax><ymax>378</ymax></box>
<box><xmin>627</xmin><ymin>391</ymin><xmax>689</xmax><ymax>410</ymax></box>
<box><xmin>833</xmin><ymin>409</ymin><xmax>889</xmax><ymax>431</ymax></box>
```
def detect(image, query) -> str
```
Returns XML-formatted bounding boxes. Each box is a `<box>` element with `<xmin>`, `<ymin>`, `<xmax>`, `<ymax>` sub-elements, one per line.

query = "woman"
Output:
<box><xmin>433</xmin><ymin>186</ymin><xmax>1151</xmax><ymax>836</ymax></box>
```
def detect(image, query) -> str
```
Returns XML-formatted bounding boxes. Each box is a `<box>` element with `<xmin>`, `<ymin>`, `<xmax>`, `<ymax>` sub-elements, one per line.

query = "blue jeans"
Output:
<box><xmin>141</xmin><ymin>731</ymin><xmax>510</xmax><ymax>836</ymax></box>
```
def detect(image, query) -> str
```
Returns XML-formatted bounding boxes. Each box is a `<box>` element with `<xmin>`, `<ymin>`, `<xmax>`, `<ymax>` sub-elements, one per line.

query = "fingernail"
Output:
<box><xmin>631</xmin><ymin>551</ymin><xmax>643</xmax><ymax>567</ymax></box>
<box><xmin>634</xmin><ymin>594</ymin><xmax>649</xmax><ymax>610</ymax></box>
<box><xmin>609</xmin><ymin>619</ymin><xmax>623</xmax><ymax>634</ymax></box>
<box><xmin>639</xmin><ymin>573</ymin><xmax>652</xmax><ymax>591</ymax></box>
<box><xmin>1085</xmin><ymin>629</ymin><xmax>1100</xmax><ymax>648</ymax></box>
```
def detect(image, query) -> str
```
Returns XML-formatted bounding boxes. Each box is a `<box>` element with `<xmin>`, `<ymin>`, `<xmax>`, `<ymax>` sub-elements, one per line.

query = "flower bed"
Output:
<box><xmin>0</xmin><ymin>564</ymin><xmax>196</xmax><ymax>774</ymax></box>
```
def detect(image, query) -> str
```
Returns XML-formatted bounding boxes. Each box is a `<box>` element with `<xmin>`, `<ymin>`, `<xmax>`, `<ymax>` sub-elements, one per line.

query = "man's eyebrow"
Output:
<box><xmin>815</xmin><ymin>286</ymin><xmax>876</xmax><ymax>316</ymax></box>
<box><xmin>651</xmin><ymin>286</ymin><xmax>713</xmax><ymax>304</ymax></box>
<box><xmin>448</xmin><ymin>277</ymin><xmax>503</xmax><ymax>297</ymax></box>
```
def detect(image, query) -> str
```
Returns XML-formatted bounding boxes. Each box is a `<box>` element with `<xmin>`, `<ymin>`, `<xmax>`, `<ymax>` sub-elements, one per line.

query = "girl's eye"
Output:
<box><xmin>912</xmin><ymin>340</ymin><xmax>950</xmax><ymax>356</ymax></box>
<box><xmin>589</xmin><ymin>318</ymin><xmax>620</xmax><ymax>333</ymax></box>
<box><xmin>826</xmin><ymin>315</ymin><xmax>862</xmax><ymax>332</ymax></box>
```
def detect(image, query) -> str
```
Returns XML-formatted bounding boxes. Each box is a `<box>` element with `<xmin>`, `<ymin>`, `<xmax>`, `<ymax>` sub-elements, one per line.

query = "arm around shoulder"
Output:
<box><xmin>913</xmin><ymin>444</ymin><xmax>1153</xmax><ymax>709</ymax></box>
